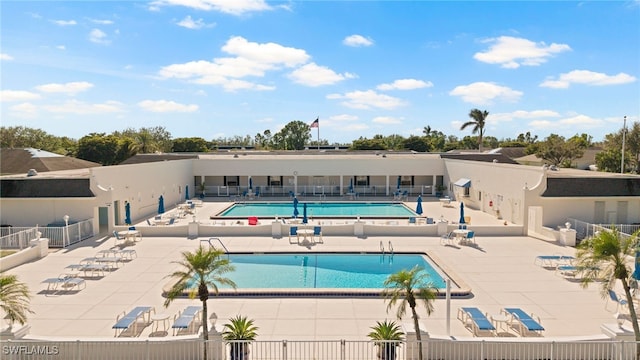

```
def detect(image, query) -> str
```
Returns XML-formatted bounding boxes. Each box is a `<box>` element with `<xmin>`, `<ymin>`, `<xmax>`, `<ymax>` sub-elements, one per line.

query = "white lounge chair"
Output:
<box><xmin>113</xmin><ymin>306</ymin><xmax>154</xmax><ymax>337</ymax></box>
<box><xmin>172</xmin><ymin>305</ymin><xmax>202</xmax><ymax>335</ymax></box>
<box><xmin>41</xmin><ymin>274</ymin><xmax>86</xmax><ymax>293</ymax></box>
<box><xmin>457</xmin><ymin>307</ymin><xmax>496</xmax><ymax>336</ymax></box>
<box><xmin>502</xmin><ymin>307</ymin><xmax>544</xmax><ymax>336</ymax></box>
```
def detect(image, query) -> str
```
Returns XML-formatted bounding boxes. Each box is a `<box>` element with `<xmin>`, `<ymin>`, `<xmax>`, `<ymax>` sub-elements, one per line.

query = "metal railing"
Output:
<box><xmin>567</xmin><ymin>218</ymin><xmax>640</xmax><ymax>242</ymax></box>
<box><xmin>2</xmin><ymin>339</ymin><xmax>638</xmax><ymax>360</ymax></box>
<box><xmin>205</xmin><ymin>185</ymin><xmax>434</xmax><ymax>198</ymax></box>
<box><xmin>0</xmin><ymin>219</ymin><xmax>94</xmax><ymax>248</ymax></box>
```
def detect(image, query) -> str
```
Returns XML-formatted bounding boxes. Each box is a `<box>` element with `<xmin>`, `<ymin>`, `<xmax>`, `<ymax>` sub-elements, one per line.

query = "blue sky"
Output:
<box><xmin>1</xmin><ymin>1</ymin><xmax>639</xmax><ymax>145</ymax></box>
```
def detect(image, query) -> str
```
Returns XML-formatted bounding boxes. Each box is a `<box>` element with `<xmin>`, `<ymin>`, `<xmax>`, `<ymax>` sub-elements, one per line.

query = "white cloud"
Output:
<box><xmin>1</xmin><ymin>53</ymin><xmax>14</xmax><ymax>61</ymax></box>
<box><xmin>149</xmin><ymin>0</ymin><xmax>271</xmax><ymax>15</ymax></box>
<box><xmin>373</xmin><ymin>116</ymin><xmax>402</xmax><ymax>125</ymax></box>
<box><xmin>474</xmin><ymin>36</ymin><xmax>571</xmax><ymax>69</ymax></box>
<box><xmin>327</xmin><ymin>90</ymin><xmax>407</xmax><ymax>110</ymax></box>
<box><xmin>377</xmin><ymin>79</ymin><xmax>433</xmax><ymax>91</ymax></box>
<box><xmin>176</xmin><ymin>15</ymin><xmax>215</xmax><ymax>29</ymax></box>
<box><xmin>489</xmin><ymin>110</ymin><xmax>561</xmax><ymax>123</ymax></box>
<box><xmin>288</xmin><ymin>63</ymin><xmax>353</xmax><ymax>87</ymax></box>
<box><xmin>529</xmin><ymin>114</ymin><xmax>604</xmax><ymax>131</ymax></box>
<box><xmin>35</xmin><ymin>81</ymin><xmax>94</xmax><ymax>94</ymax></box>
<box><xmin>138</xmin><ymin>100</ymin><xmax>199</xmax><ymax>112</ymax></box>
<box><xmin>8</xmin><ymin>103</ymin><xmax>38</xmax><ymax>118</ymax></box>
<box><xmin>89</xmin><ymin>29</ymin><xmax>110</xmax><ymax>44</ymax></box>
<box><xmin>540</xmin><ymin>69</ymin><xmax>637</xmax><ymax>88</ymax></box>
<box><xmin>56</xmin><ymin>45</ymin><xmax>66</xmax><ymax>50</ymax></box>
<box><xmin>1</xmin><ymin>90</ymin><xmax>41</xmax><ymax>102</ymax></box>
<box><xmin>449</xmin><ymin>82</ymin><xmax>522</xmax><ymax>105</ymax></box>
<box><xmin>52</xmin><ymin>19</ymin><xmax>77</xmax><ymax>26</ymax></box>
<box><xmin>44</xmin><ymin>100</ymin><xmax>124</xmax><ymax>114</ymax></box>
<box><xmin>89</xmin><ymin>18</ymin><xmax>114</xmax><ymax>25</ymax></box>
<box><xmin>343</xmin><ymin>34</ymin><xmax>374</xmax><ymax>47</ymax></box>
<box><xmin>159</xmin><ymin>36</ymin><xmax>309</xmax><ymax>91</ymax></box>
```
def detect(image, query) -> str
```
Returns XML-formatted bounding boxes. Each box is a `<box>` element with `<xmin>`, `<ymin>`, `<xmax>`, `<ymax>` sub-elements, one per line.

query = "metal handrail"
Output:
<box><xmin>201</xmin><ymin>237</ymin><xmax>230</xmax><ymax>255</ymax></box>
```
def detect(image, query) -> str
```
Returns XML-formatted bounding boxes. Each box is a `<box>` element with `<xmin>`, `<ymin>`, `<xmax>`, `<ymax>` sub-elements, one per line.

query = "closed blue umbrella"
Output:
<box><xmin>633</xmin><ymin>249</ymin><xmax>640</xmax><ymax>280</ymax></box>
<box><xmin>158</xmin><ymin>195</ymin><xmax>165</xmax><ymax>214</ymax></box>
<box><xmin>249</xmin><ymin>178</ymin><xmax>253</xmax><ymax>191</ymax></box>
<box><xmin>185</xmin><ymin>185</ymin><xmax>190</xmax><ymax>201</ymax></box>
<box><xmin>349</xmin><ymin>178</ymin><xmax>353</xmax><ymax>193</ymax></box>
<box><xmin>293</xmin><ymin>197</ymin><xmax>299</xmax><ymax>218</ymax></box>
<box><xmin>397</xmin><ymin>176</ymin><xmax>401</xmax><ymax>189</ymax></box>
<box><xmin>459</xmin><ymin>202</ymin><xmax>465</xmax><ymax>224</ymax></box>
<box><xmin>302</xmin><ymin>203</ymin><xmax>308</xmax><ymax>224</ymax></box>
<box><xmin>124</xmin><ymin>202</ymin><xmax>132</xmax><ymax>225</ymax></box>
<box><xmin>416</xmin><ymin>195</ymin><xmax>423</xmax><ymax>215</ymax></box>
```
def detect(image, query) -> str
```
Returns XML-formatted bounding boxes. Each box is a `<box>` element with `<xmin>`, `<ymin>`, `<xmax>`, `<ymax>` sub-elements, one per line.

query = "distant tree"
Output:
<box><xmin>0</xmin><ymin>126</ymin><xmax>76</xmax><ymax>155</ymax></box>
<box><xmin>482</xmin><ymin>136</ymin><xmax>499</xmax><ymax>150</ymax></box>
<box><xmin>535</xmin><ymin>134</ymin><xmax>584</xmax><ymax>167</ymax></box>
<box><xmin>403</xmin><ymin>135</ymin><xmax>431</xmax><ymax>152</ymax></box>
<box><xmin>350</xmin><ymin>137</ymin><xmax>388</xmax><ymax>150</ymax></box>
<box><xmin>457</xmin><ymin>136</ymin><xmax>479</xmax><ymax>150</ymax></box>
<box><xmin>254</xmin><ymin>130</ymin><xmax>272</xmax><ymax>150</ymax></box>
<box><xmin>172</xmin><ymin>137</ymin><xmax>209</xmax><ymax>152</ymax></box>
<box><xmin>598</xmin><ymin>122</ymin><xmax>640</xmax><ymax>173</ymax></box>
<box><xmin>76</xmin><ymin>133</ymin><xmax>120</xmax><ymax>165</ymax></box>
<box><xmin>595</xmin><ymin>148</ymin><xmax>627</xmax><ymax>173</ymax></box>
<box><xmin>114</xmin><ymin>137</ymin><xmax>138</xmax><ymax>164</ymax></box>
<box><xmin>271</xmin><ymin>121</ymin><xmax>311</xmax><ymax>150</ymax></box>
<box><xmin>460</xmin><ymin>109</ymin><xmax>489</xmax><ymax>151</ymax></box>
<box><xmin>383</xmin><ymin>134</ymin><xmax>406</xmax><ymax>150</ymax></box>
<box><xmin>517</xmin><ymin>131</ymin><xmax>538</xmax><ymax>144</ymax></box>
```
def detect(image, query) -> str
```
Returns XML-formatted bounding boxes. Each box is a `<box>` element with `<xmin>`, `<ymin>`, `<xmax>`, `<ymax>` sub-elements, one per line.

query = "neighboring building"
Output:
<box><xmin>0</xmin><ymin>151</ymin><xmax>638</xmax><ymax>237</ymax></box>
<box><xmin>0</xmin><ymin>148</ymin><xmax>101</xmax><ymax>175</ymax></box>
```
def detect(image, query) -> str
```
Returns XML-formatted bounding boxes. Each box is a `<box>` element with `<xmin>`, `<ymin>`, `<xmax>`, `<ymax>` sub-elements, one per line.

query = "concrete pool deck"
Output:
<box><xmin>4</xmin><ymin>199</ymin><xmax>620</xmax><ymax>341</ymax></box>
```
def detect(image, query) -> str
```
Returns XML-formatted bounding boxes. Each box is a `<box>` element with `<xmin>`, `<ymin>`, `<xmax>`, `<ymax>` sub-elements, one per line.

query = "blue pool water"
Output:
<box><xmin>219</xmin><ymin>202</ymin><xmax>416</xmax><ymax>217</ymax></box>
<box><xmin>207</xmin><ymin>253</ymin><xmax>448</xmax><ymax>290</ymax></box>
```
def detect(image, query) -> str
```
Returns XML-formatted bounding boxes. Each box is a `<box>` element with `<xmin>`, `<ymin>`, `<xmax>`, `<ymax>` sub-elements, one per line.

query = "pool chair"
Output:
<box><xmin>41</xmin><ymin>274</ymin><xmax>86</xmax><ymax>293</ymax></box>
<box><xmin>113</xmin><ymin>306</ymin><xmax>154</xmax><ymax>337</ymax></box>
<box><xmin>440</xmin><ymin>232</ymin><xmax>455</xmax><ymax>246</ymax></box>
<box><xmin>408</xmin><ymin>217</ymin><xmax>416</xmax><ymax>225</ymax></box>
<box><xmin>501</xmin><ymin>308</ymin><xmax>545</xmax><ymax>336</ymax></box>
<box><xmin>289</xmin><ymin>226</ymin><xmax>299</xmax><ymax>243</ymax></box>
<box><xmin>167</xmin><ymin>217</ymin><xmax>176</xmax><ymax>225</ymax></box>
<box><xmin>313</xmin><ymin>226</ymin><xmax>323</xmax><ymax>243</ymax></box>
<box><xmin>464</xmin><ymin>230</ymin><xmax>476</xmax><ymax>245</ymax></box>
<box><xmin>606</xmin><ymin>290</ymin><xmax>629</xmax><ymax>313</ymax></box>
<box><xmin>172</xmin><ymin>305</ymin><xmax>203</xmax><ymax>335</ymax></box>
<box><xmin>555</xmin><ymin>264</ymin><xmax>578</xmax><ymax>278</ymax></box>
<box><xmin>113</xmin><ymin>230</ymin><xmax>126</xmax><ymax>245</ymax></box>
<box><xmin>146</xmin><ymin>219</ymin><xmax>155</xmax><ymax>226</ymax></box>
<box><xmin>426</xmin><ymin>217</ymin><xmax>434</xmax><ymax>224</ymax></box>
<box><xmin>457</xmin><ymin>307</ymin><xmax>496</xmax><ymax>336</ymax></box>
<box><xmin>534</xmin><ymin>255</ymin><xmax>575</xmax><ymax>267</ymax></box>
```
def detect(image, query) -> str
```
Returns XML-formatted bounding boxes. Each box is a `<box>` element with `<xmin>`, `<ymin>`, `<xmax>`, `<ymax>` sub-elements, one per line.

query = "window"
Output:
<box><xmin>268</xmin><ymin>176</ymin><xmax>282</xmax><ymax>186</ymax></box>
<box><xmin>356</xmin><ymin>176</ymin><xmax>369</xmax><ymax>186</ymax></box>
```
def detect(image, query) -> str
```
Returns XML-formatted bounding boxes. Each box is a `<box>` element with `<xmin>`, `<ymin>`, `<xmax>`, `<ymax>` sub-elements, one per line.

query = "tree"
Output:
<box><xmin>368</xmin><ymin>320</ymin><xmax>404</xmax><ymax>360</ymax></box>
<box><xmin>76</xmin><ymin>133</ymin><xmax>120</xmax><ymax>165</ymax></box>
<box><xmin>595</xmin><ymin>148</ymin><xmax>627</xmax><ymax>173</ymax></box>
<box><xmin>575</xmin><ymin>227</ymin><xmax>640</xmax><ymax>357</ymax></box>
<box><xmin>598</xmin><ymin>122</ymin><xmax>640</xmax><ymax>173</ymax></box>
<box><xmin>535</xmin><ymin>134</ymin><xmax>584</xmax><ymax>167</ymax></box>
<box><xmin>402</xmin><ymin>136</ymin><xmax>431</xmax><ymax>152</ymax></box>
<box><xmin>222</xmin><ymin>315</ymin><xmax>259</xmax><ymax>360</ymax></box>
<box><xmin>172</xmin><ymin>137</ymin><xmax>209</xmax><ymax>152</ymax></box>
<box><xmin>460</xmin><ymin>109</ymin><xmax>489</xmax><ymax>151</ymax></box>
<box><xmin>164</xmin><ymin>247</ymin><xmax>237</xmax><ymax>360</ymax></box>
<box><xmin>349</xmin><ymin>137</ymin><xmax>389</xmax><ymax>150</ymax></box>
<box><xmin>0</xmin><ymin>274</ymin><xmax>33</xmax><ymax>326</ymax></box>
<box><xmin>270</xmin><ymin>120</ymin><xmax>311</xmax><ymax>150</ymax></box>
<box><xmin>382</xmin><ymin>266</ymin><xmax>437</xmax><ymax>360</ymax></box>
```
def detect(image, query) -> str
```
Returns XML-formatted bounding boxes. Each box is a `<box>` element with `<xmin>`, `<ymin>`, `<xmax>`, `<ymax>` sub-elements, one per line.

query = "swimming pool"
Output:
<box><xmin>218</xmin><ymin>202</ymin><xmax>416</xmax><ymax>218</ymax></box>
<box><xmin>176</xmin><ymin>252</ymin><xmax>466</xmax><ymax>297</ymax></box>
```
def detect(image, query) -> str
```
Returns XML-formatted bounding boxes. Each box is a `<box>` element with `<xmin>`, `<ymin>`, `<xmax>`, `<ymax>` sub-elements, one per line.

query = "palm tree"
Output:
<box><xmin>575</xmin><ymin>227</ymin><xmax>640</xmax><ymax>357</ymax></box>
<box><xmin>0</xmin><ymin>274</ymin><xmax>33</xmax><ymax>327</ymax></box>
<box><xmin>222</xmin><ymin>315</ymin><xmax>259</xmax><ymax>360</ymax></box>
<box><xmin>382</xmin><ymin>266</ymin><xmax>437</xmax><ymax>360</ymax></box>
<box><xmin>164</xmin><ymin>246</ymin><xmax>237</xmax><ymax>360</ymax></box>
<box><xmin>368</xmin><ymin>320</ymin><xmax>404</xmax><ymax>360</ymax></box>
<box><xmin>460</xmin><ymin>109</ymin><xmax>489</xmax><ymax>151</ymax></box>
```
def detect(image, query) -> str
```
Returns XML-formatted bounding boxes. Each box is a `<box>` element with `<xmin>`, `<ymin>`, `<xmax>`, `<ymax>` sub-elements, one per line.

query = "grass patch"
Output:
<box><xmin>0</xmin><ymin>250</ymin><xmax>18</xmax><ymax>258</ymax></box>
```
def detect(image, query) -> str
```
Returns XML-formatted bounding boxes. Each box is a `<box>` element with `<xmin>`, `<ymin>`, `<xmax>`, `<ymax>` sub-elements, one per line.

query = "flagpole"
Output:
<box><xmin>317</xmin><ymin>116</ymin><xmax>320</xmax><ymax>150</ymax></box>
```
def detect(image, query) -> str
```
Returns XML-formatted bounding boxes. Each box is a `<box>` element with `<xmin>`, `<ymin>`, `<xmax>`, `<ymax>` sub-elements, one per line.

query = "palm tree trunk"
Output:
<box><xmin>202</xmin><ymin>299</ymin><xmax>209</xmax><ymax>360</ymax></box>
<box><xmin>411</xmin><ymin>306</ymin><xmax>423</xmax><ymax>360</ymax></box>
<box><xmin>621</xmin><ymin>279</ymin><xmax>640</xmax><ymax>358</ymax></box>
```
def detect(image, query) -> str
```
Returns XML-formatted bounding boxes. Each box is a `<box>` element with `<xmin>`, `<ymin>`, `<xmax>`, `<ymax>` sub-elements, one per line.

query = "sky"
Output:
<box><xmin>1</xmin><ymin>1</ymin><xmax>639</xmax><ymax>145</ymax></box>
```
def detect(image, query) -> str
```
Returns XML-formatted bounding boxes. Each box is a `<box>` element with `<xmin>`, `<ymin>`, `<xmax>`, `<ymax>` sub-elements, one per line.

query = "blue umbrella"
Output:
<box><xmin>158</xmin><ymin>195</ymin><xmax>165</xmax><ymax>214</ymax></box>
<box><xmin>349</xmin><ymin>178</ymin><xmax>353</xmax><ymax>193</ymax></box>
<box><xmin>416</xmin><ymin>195</ymin><xmax>423</xmax><ymax>215</ymax></box>
<box><xmin>293</xmin><ymin>197</ymin><xmax>299</xmax><ymax>218</ymax></box>
<box><xmin>633</xmin><ymin>249</ymin><xmax>640</xmax><ymax>280</ymax></box>
<box><xmin>302</xmin><ymin>203</ymin><xmax>308</xmax><ymax>224</ymax></box>
<box><xmin>124</xmin><ymin>202</ymin><xmax>132</xmax><ymax>225</ymax></box>
<box><xmin>459</xmin><ymin>202</ymin><xmax>465</xmax><ymax>224</ymax></box>
<box><xmin>185</xmin><ymin>185</ymin><xmax>190</xmax><ymax>201</ymax></box>
<box><xmin>249</xmin><ymin>178</ymin><xmax>253</xmax><ymax>191</ymax></box>
<box><xmin>397</xmin><ymin>176</ymin><xmax>401</xmax><ymax>189</ymax></box>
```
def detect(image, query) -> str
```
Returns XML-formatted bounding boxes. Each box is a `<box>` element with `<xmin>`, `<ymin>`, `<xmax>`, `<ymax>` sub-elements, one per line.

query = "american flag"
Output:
<box><xmin>310</xmin><ymin>118</ymin><xmax>319</xmax><ymax>128</ymax></box>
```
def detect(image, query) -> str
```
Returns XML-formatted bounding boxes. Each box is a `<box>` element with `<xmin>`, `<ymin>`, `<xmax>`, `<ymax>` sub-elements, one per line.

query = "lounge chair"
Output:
<box><xmin>313</xmin><ymin>226</ymin><xmax>323</xmax><ymax>243</ymax></box>
<box><xmin>502</xmin><ymin>307</ymin><xmax>545</xmax><ymax>336</ymax></box>
<box><xmin>289</xmin><ymin>226</ymin><xmax>298</xmax><ymax>243</ymax></box>
<box><xmin>41</xmin><ymin>274</ymin><xmax>86</xmax><ymax>293</ymax></box>
<box><xmin>113</xmin><ymin>306</ymin><xmax>154</xmax><ymax>337</ymax></box>
<box><xmin>408</xmin><ymin>217</ymin><xmax>416</xmax><ymax>225</ymax></box>
<box><xmin>146</xmin><ymin>219</ymin><xmax>155</xmax><ymax>226</ymax></box>
<box><xmin>113</xmin><ymin>230</ymin><xmax>126</xmax><ymax>245</ymax></box>
<box><xmin>168</xmin><ymin>217</ymin><xmax>176</xmax><ymax>225</ymax></box>
<box><xmin>555</xmin><ymin>264</ymin><xmax>578</xmax><ymax>278</ymax></box>
<box><xmin>464</xmin><ymin>230</ymin><xmax>476</xmax><ymax>244</ymax></box>
<box><xmin>457</xmin><ymin>307</ymin><xmax>496</xmax><ymax>336</ymax></box>
<box><xmin>534</xmin><ymin>255</ymin><xmax>574</xmax><ymax>267</ymax></box>
<box><xmin>172</xmin><ymin>305</ymin><xmax>203</xmax><ymax>335</ymax></box>
<box><xmin>606</xmin><ymin>290</ymin><xmax>629</xmax><ymax>313</ymax></box>
<box><xmin>426</xmin><ymin>217</ymin><xmax>434</xmax><ymax>224</ymax></box>
<box><xmin>440</xmin><ymin>231</ymin><xmax>455</xmax><ymax>246</ymax></box>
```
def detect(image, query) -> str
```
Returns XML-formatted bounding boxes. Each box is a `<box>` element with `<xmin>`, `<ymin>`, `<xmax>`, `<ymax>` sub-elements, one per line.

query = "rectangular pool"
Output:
<box><xmin>218</xmin><ymin>202</ymin><xmax>416</xmax><ymax>218</ymax></box>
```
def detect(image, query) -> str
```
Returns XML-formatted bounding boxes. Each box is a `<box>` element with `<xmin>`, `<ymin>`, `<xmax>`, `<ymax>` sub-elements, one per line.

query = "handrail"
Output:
<box><xmin>380</xmin><ymin>240</ymin><xmax>385</xmax><ymax>254</ymax></box>
<box><xmin>201</xmin><ymin>237</ymin><xmax>230</xmax><ymax>255</ymax></box>
<box><xmin>388</xmin><ymin>241</ymin><xmax>394</xmax><ymax>255</ymax></box>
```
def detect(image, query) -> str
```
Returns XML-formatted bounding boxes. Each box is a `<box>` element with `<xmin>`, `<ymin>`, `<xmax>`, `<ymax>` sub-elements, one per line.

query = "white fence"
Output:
<box><xmin>204</xmin><ymin>185</ymin><xmax>434</xmax><ymax>198</ymax></box>
<box><xmin>0</xmin><ymin>219</ymin><xmax>94</xmax><ymax>248</ymax></box>
<box><xmin>566</xmin><ymin>218</ymin><xmax>640</xmax><ymax>242</ymax></box>
<box><xmin>2</xmin><ymin>339</ymin><xmax>637</xmax><ymax>360</ymax></box>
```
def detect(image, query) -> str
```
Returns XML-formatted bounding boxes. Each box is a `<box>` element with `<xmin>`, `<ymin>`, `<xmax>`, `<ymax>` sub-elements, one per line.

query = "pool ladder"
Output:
<box><xmin>380</xmin><ymin>241</ymin><xmax>394</xmax><ymax>255</ymax></box>
<box><xmin>201</xmin><ymin>237</ymin><xmax>230</xmax><ymax>257</ymax></box>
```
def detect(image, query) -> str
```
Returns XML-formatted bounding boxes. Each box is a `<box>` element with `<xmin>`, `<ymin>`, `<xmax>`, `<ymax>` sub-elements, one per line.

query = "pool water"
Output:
<box><xmin>206</xmin><ymin>253</ymin><xmax>448</xmax><ymax>290</ymax></box>
<box><xmin>219</xmin><ymin>202</ymin><xmax>416</xmax><ymax>218</ymax></box>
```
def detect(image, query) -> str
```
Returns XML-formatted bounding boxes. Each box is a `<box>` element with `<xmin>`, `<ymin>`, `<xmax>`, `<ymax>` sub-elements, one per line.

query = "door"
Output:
<box><xmin>98</xmin><ymin>207</ymin><xmax>109</xmax><ymax>233</ymax></box>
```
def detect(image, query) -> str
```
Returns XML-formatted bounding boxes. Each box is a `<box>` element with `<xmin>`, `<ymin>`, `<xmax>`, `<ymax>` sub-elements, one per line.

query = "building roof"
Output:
<box><xmin>0</xmin><ymin>178</ymin><xmax>95</xmax><ymax>198</ymax></box>
<box><xmin>0</xmin><ymin>148</ymin><xmax>101</xmax><ymax>175</ymax></box>
<box><xmin>543</xmin><ymin>177</ymin><xmax>640</xmax><ymax>197</ymax></box>
<box><xmin>440</xmin><ymin>153</ymin><xmax>519</xmax><ymax>164</ymax></box>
